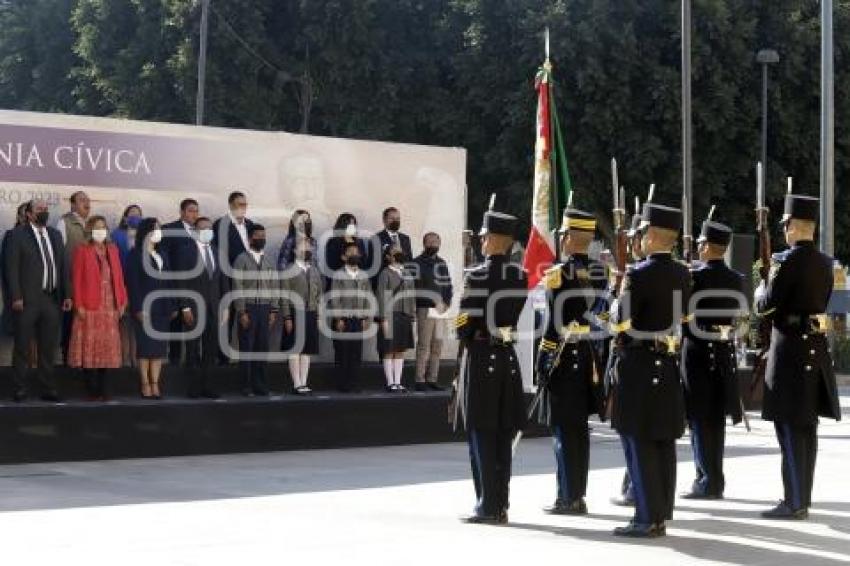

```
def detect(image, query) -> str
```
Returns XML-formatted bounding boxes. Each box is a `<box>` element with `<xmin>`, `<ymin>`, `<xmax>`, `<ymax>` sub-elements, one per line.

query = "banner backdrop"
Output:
<box><xmin>0</xmin><ymin>110</ymin><xmax>467</xmax><ymax>363</ymax></box>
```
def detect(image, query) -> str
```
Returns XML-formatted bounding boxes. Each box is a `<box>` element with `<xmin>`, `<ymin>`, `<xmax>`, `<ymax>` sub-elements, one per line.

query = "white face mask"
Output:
<box><xmin>198</xmin><ymin>228</ymin><xmax>214</xmax><ymax>244</ymax></box>
<box><xmin>91</xmin><ymin>229</ymin><xmax>108</xmax><ymax>243</ymax></box>
<box><xmin>150</xmin><ymin>228</ymin><xmax>163</xmax><ymax>244</ymax></box>
<box><xmin>345</xmin><ymin>223</ymin><xmax>358</xmax><ymax>238</ymax></box>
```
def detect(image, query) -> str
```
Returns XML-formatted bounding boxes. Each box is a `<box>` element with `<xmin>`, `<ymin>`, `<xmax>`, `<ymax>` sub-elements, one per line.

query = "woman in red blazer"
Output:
<box><xmin>68</xmin><ymin>215</ymin><xmax>128</xmax><ymax>401</ymax></box>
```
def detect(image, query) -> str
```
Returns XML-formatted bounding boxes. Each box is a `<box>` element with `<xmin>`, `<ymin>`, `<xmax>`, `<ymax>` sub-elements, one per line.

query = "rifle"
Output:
<box><xmin>611</xmin><ymin>158</ymin><xmax>627</xmax><ymax>292</ymax></box>
<box><xmin>448</xmin><ymin>339</ymin><xmax>467</xmax><ymax>429</ymax></box>
<box><xmin>682</xmin><ymin>192</ymin><xmax>693</xmax><ymax>264</ymax></box>
<box><xmin>750</xmin><ymin>162</ymin><xmax>773</xmax><ymax>402</ymax></box>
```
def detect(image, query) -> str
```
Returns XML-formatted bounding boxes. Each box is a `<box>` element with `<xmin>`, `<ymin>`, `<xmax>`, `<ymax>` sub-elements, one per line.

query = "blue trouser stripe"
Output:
<box><xmin>468</xmin><ymin>430</ymin><xmax>484</xmax><ymax>512</ymax></box>
<box><xmin>780</xmin><ymin>424</ymin><xmax>803</xmax><ymax>510</ymax></box>
<box><xmin>622</xmin><ymin>435</ymin><xmax>650</xmax><ymax>525</ymax></box>
<box><xmin>552</xmin><ymin>425</ymin><xmax>570</xmax><ymax>503</ymax></box>
<box><xmin>689</xmin><ymin>419</ymin><xmax>709</xmax><ymax>493</ymax></box>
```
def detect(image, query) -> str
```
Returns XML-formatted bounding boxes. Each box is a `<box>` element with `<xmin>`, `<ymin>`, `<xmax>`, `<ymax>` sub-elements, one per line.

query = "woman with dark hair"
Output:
<box><xmin>111</xmin><ymin>204</ymin><xmax>143</xmax><ymax>268</ymax></box>
<box><xmin>111</xmin><ymin>204</ymin><xmax>143</xmax><ymax>367</ymax></box>
<box><xmin>324</xmin><ymin>212</ymin><xmax>369</xmax><ymax>276</ymax></box>
<box><xmin>68</xmin><ymin>215</ymin><xmax>127</xmax><ymax>401</ymax></box>
<box><xmin>125</xmin><ymin>218</ymin><xmax>177</xmax><ymax>399</ymax></box>
<box><xmin>277</xmin><ymin>209</ymin><xmax>315</xmax><ymax>271</ymax></box>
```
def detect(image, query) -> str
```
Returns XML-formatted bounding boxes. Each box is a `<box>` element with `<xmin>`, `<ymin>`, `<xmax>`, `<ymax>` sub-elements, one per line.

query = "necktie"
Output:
<box><xmin>391</xmin><ymin>233</ymin><xmax>399</xmax><ymax>247</ymax></box>
<box><xmin>39</xmin><ymin>230</ymin><xmax>55</xmax><ymax>292</ymax></box>
<box><xmin>204</xmin><ymin>245</ymin><xmax>215</xmax><ymax>278</ymax></box>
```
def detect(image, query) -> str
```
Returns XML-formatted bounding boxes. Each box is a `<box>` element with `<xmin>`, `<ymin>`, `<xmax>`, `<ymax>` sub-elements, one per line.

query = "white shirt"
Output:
<box><xmin>30</xmin><ymin>223</ymin><xmax>57</xmax><ymax>290</ymax></box>
<box><xmin>229</xmin><ymin>211</ymin><xmax>251</xmax><ymax>252</ymax></box>
<box><xmin>249</xmin><ymin>249</ymin><xmax>264</xmax><ymax>265</ymax></box>
<box><xmin>182</xmin><ymin>220</ymin><xmax>194</xmax><ymax>234</ymax></box>
<box><xmin>389</xmin><ymin>264</ymin><xmax>404</xmax><ymax>276</ymax></box>
<box><xmin>295</xmin><ymin>259</ymin><xmax>310</xmax><ymax>272</ymax></box>
<box><xmin>345</xmin><ymin>265</ymin><xmax>360</xmax><ymax>279</ymax></box>
<box><xmin>150</xmin><ymin>251</ymin><xmax>163</xmax><ymax>271</ymax></box>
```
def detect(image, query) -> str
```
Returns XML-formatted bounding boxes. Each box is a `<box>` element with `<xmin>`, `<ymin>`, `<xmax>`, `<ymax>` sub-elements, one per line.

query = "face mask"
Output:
<box><xmin>346</xmin><ymin>255</ymin><xmax>361</xmax><ymax>267</ymax></box>
<box><xmin>91</xmin><ymin>229</ymin><xmax>108</xmax><ymax>243</ymax></box>
<box><xmin>35</xmin><ymin>211</ymin><xmax>49</xmax><ymax>226</ymax></box>
<box><xmin>301</xmin><ymin>250</ymin><xmax>313</xmax><ymax>262</ymax></box>
<box><xmin>198</xmin><ymin>228</ymin><xmax>214</xmax><ymax>244</ymax></box>
<box><xmin>150</xmin><ymin>229</ymin><xmax>163</xmax><ymax>244</ymax></box>
<box><xmin>424</xmin><ymin>246</ymin><xmax>439</xmax><ymax>256</ymax></box>
<box><xmin>126</xmin><ymin>215</ymin><xmax>142</xmax><ymax>229</ymax></box>
<box><xmin>387</xmin><ymin>220</ymin><xmax>401</xmax><ymax>232</ymax></box>
<box><xmin>250</xmin><ymin>238</ymin><xmax>266</xmax><ymax>251</ymax></box>
<box><xmin>345</xmin><ymin>223</ymin><xmax>358</xmax><ymax>238</ymax></box>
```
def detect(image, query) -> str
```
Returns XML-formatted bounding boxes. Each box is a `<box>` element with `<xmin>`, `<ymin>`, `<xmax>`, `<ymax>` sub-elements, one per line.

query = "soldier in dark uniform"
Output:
<box><xmin>610</xmin><ymin>203</ymin><xmax>690</xmax><ymax>538</ymax></box>
<box><xmin>680</xmin><ymin>216</ymin><xmax>745</xmax><ymax>500</ymax></box>
<box><xmin>537</xmin><ymin>208</ymin><xmax>608</xmax><ymax>515</ymax></box>
<box><xmin>611</xmin><ymin>204</ymin><xmax>646</xmax><ymax>508</ymax></box>
<box><xmin>756</xmin><ymin>193</ymin><xmax>841</xmax><ymax>520</ymax></box>
<box><xmin>453</xmin><ymin>206</ymin><xmax>528</xmax><ymax>525</ymax></box>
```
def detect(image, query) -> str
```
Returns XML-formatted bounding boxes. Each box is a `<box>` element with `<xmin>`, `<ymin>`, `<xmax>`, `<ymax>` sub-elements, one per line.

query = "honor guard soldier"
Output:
<box><xmin>610</xmin><ymin>202</ymin><xmax>690</xmax><ymax>538</ymax></box>
<box><xmin>537</xmin><ymin>207</ymin><xmax>608</xmax><ymax>515</ymax></box>
<box><xmin>681</xmin><ymin>215</ymin><xmax>745</xmax><ymax>500</ymax></box>
<box><xmin>611</xmin><ymin>200</ymin><xmax>647</xmax><ymax>508</ymax></box>
<box><xmin>756</xmin><ymin>193</ymin><xmax>841</xmax><ymax>520</ymax></box>
<box><xmin>453</xmin><ymin>204</ymin><xmax>528</xmax><ymax>525</ymax></box>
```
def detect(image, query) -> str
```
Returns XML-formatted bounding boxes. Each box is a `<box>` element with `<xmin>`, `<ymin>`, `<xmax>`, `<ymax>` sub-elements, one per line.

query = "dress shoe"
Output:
<box><xmin>252</xmin><ymin>388</ymin><xmax>269</xmax><ymax>397</ymax></box>
<box><xmin>461</xmin><ymin>513</ymin><xmax>502</xmax><ymax>525</ymax></box>
<box><xmin>653</xmin><ymin>522</ymin><xmax>667</xmax><ymax>537</ymax></box>
<box><xmin>544</xmin><ymin>498</ymin><xmax>587</xmax><ymax>515</ymax></box>
<box><xmin>12</xmin><ymin>390</ymin><xmax>27</xmax><ymax>403</ymax></box>
<box><xmin>680</xmin><ymin>490</ymin><xmax>722</xmax><ymax>500</ymax></box>
<box><xmin>610</xmin><ymin>495</ymin><xmax>635</xmax><ymax>507</ymax></box>
<box><xmin>761</xmin><ymin>501</ymin><xmax>808</xmax><ymax>520</ymax></box>
<box><xmin>40</xmin><ymin>392</ymin><xmax>61</xmax><ymax>403</ymax></box>
<box><xmin>613</xmin><ymin>521</ymin><xmax>662</xmax><ymax>538</ymax></box>
<box><xmin>414</xmin><ymin>382</ymin><xmax>429</xmax><ymax>392</ymax></box>
<box><xmin>498</xmin><ymin>510</ymin><xmax>509</xmax><ymax>524</ymax></box>
<box><xmin>202</xmin><ymin>390</ymin><xmax>221</xmax><ymax>400</ymax></box>
<box><xmin>427</xmin><ymin>382</ymin><xmax>445</xmax><ymax>391</ymax></box>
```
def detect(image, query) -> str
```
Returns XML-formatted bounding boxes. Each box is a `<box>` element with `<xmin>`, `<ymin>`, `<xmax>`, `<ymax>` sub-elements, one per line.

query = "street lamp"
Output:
<box><xmin>196</xmin><ymin>0</ymin><xmax>211</xmax><ymax>125</ymax></box>
<box><xmin>756</xmin><ymin>48</ymin><xmax>779</xmax><ymax>190</ymax></box>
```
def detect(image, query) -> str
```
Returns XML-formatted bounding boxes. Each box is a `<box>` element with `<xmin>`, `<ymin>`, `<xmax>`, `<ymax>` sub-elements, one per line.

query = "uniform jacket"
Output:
<box><xmin>681</xmin><ymin>259</ymin><xmax>744</xmax><ymax>423</ymax></box>
<box><xmin>756</xmin><ymin>240</ymin><xmax>840</xmax><ymax>424</ymax></box>
<box><xmin>281</xmin><ymin>261</ymin><xmax>323</xmax><ymax>317</ymax></box>
<box><xmin>611</xmin><ymin>252</ymin><xmax>691</xmax><ymax>440</ymax></box>
<box><xmin>455</xmin><ymin>254</ymin><xmax>528</xmax><ymax>431</ymax></box>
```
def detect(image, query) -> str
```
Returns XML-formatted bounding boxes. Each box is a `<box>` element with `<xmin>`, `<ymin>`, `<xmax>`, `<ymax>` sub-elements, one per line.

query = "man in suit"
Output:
<box><xmin>213</xmin><ymin>191</ymin><xmax>256</xmax><ymax>359</ymax></box>
<box><xmin>756</xmin><ymin>193</ymin><xmax>841</xmax><ymax>520</ymax></box>
<box><xmin>371</xmin><ymin>207</ymin><xmax>413</xmax><ymax>281</ymax></box>
<box><xmin>175</xmin><ymin>217</ymin><xmax>228</xmax><ymax>399</ymax></box>
<box><xmin>5</xmin><ymin>199</ymin><xmax>73</xmax><ymax>402</ymax></box>
<box><xmin>162</xmin><ymin>198</ymin><xmax>200</xmax><ymax>364</ymax></box>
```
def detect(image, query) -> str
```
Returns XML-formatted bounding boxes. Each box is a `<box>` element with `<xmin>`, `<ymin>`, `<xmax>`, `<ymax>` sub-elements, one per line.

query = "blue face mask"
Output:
<box><xmin>126</xmin><ymin>215</ymin><xmax>142</xmax><ymax>229</ymax></box>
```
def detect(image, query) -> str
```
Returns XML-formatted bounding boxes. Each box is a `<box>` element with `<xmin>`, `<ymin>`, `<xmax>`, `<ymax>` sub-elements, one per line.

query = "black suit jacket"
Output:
<box><xmin>212</xmin><ymin>216</ymin><xmax>256</xmax><ymax>270</ymax></box>
<box><xmin>369</xmin><ymin>229</ymin><xmax>413</xmax><ymax>287</ymax></box>
<box><xmin>173</xmin><ymin>242</ymin><xmax>228</xmax><ymax>319</ymax></box>
<box><xmin>161</xmin><ymin>220</ymin><xmax>195</xmax><ymax>268</ymax></box>
<box><xmin>4</xmin><ymin>223</ymin><xmax>70</xmax><ymax>305</ymax></box>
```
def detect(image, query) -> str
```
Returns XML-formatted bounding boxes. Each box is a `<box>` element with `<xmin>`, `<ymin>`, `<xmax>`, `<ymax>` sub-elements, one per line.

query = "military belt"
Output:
<box><xmin>474</xmin><ymin>326</ymin><xmax>517</xmax><ymax>346</ymax></box>
<box><xmin>778</xmin><ymin>313</ymin><xmax>829</xmax><ymax>334</ymax></box>
<box><xmin>559</xmin><ymin>323</ymin><xmax>592</xmax><ymax>342</ymax></box>
<box><xmin>623</xmin><ymin>334</ymin><xmax>682</xmax><ymax>356</ymax></box>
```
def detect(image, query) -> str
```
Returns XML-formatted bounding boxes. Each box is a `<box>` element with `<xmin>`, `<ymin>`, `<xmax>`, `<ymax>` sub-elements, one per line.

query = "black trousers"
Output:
<box><xmin>551</xmin><ymin>422</ymin><xmax>590</xmax><ymax>503</ymax></box>
<box><xmin>467</xmin><ymin>428</ymin><xmax>513</xmax><ymax>516</ymax></box>
<box><xmin>688</xmin><ymin>417</ymin><xmax>726</xmax><ymax>496</ymax></box>
<box><xmin>774</xmin><ymin>422</ymin><xmax>818</xmax><ymax>510</ymax></box>
<box><xmin>334</xmin><ymin>318</ymin><xmax>363</xmax><ymax>392</ymax></box>
<box><xmin>185</xmin><ymin>309</ymin><xmax>219</xmax><ymax>396</ymax></box>
<box><xmin>237</xmin><ymin>304</ymin><xmax>270</xmax><ymax>394</ymax></box>
<box><xmin>12</xmin><ymin>292</ymin><xmax>61</xmax><ymax>395</ymax></box>
<box><xmin>621</xmin><ymin>434</ymin><xmax>677</xmax><ymax>525</ymax></box>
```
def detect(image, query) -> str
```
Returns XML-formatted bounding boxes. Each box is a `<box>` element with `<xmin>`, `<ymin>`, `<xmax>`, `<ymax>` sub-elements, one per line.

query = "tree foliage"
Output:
<box><xmin>0</xmin><ymin>0</ymin><xmax>848</xmax><ymax>260</ymax></box>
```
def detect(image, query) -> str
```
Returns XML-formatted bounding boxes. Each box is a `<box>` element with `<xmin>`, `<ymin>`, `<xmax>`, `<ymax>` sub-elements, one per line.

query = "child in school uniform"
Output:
<box><xmin>329</xmin><ymin>241</ymin><xmax>372</xmax><ymax>393</ymax></box>
<box><xmin>281</xmin><ymin>239</ymin><xmax>322</xmax><ymax>394</ymax></box>
<box><xmin>375</xmin><ymin>243</ymin><xmax>416</xmax><ymax>392</ymax></box>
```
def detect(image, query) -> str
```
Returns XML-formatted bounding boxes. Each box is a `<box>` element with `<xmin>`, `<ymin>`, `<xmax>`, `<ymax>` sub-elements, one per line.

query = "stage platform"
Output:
<box><xmin>0</xmin><ymin>362</ymin><xmax>549</xmax><ymax>464</ymax></box>
<box><xmin>0</xmin><ymin>361</ymin><xmax>756</xmax><ymax>465</ymax></box>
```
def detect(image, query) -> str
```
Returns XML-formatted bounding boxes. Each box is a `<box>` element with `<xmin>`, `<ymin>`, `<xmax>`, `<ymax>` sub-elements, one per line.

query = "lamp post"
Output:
<box><xmin>196</xmin><ymin>0</ymin><xmax>211</xmax><ymax>126</ymax></box>
<box><xmin>756</xmin><ymin>49</ymin><xmax>779</xmax><ymax>191</ymax></box>
<box><xmin>681</xmin><ymin>0</ymin><xmax>692</xmax><ymax>242</ymax></box>
<box><xmin>820</xmin><ymin>0</ymin><xmax>835</xmax><ymax>256</ymax></box>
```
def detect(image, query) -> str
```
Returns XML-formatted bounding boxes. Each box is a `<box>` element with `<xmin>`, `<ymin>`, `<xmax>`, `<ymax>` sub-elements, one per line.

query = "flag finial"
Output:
<box><xmin>787</xmin><ymin>177</ymin><xmax>793</xmax><ymax>195</ymax></box>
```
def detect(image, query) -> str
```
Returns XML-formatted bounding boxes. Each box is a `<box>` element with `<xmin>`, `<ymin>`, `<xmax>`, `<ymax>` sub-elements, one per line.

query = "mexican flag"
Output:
<box><xmin>522</xmin><ymin>57</ymin><xmax>572</xmax><ymax>288</ymax></box>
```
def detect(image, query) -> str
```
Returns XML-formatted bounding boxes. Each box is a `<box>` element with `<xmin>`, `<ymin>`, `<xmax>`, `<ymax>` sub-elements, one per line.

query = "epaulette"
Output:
<box><xmin>544</xmin><ymin>263</ymin><xmax>563</xmax><ymax>289</ymax></box>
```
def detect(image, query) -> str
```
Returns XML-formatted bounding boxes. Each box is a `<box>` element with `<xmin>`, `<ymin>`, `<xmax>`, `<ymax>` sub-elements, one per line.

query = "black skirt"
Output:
<box><xmin>379</xmin><ymin>311</ymin><xmax>415</xmax><ymax>354</ymax></box>
<box><xmin>133</xmin><ymin>314</ymin><xmax>171</xmax><ymax>359</ymax></box>
<box><xmin>281</xmin><ymin>310</ymin><xmax>319</xmax><ymax>355</ymax></box>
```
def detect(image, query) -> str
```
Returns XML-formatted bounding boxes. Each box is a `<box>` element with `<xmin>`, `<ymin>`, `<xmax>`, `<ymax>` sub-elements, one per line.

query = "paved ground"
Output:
<box><xmin>0</xmin><ymin>392</ymin><xmax>848</xmax><ymax>566</ymax></box>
